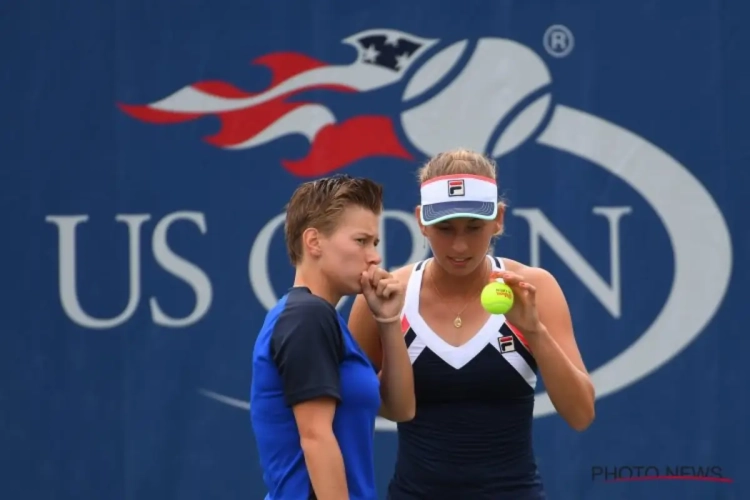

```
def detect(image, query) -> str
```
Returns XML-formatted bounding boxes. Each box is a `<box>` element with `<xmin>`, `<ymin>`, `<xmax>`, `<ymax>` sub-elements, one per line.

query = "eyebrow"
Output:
<box><xmin>356</xmin><ymin>232</ymin><xmax>380</xmax><ymax>243</ymax></box>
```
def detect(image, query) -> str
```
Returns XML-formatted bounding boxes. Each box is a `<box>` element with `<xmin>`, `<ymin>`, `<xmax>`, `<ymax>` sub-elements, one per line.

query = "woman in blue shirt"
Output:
<box><xmin>250</xmin><ymin>174</ymin><xmax>416</xmax><ymax>499</ymax></box>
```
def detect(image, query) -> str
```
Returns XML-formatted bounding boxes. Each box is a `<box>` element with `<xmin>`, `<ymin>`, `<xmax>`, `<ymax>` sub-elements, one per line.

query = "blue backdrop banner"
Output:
<box><xmin>2</xmin><ymin>0</ymin><xmax>748</xmax><ymax>499</ymax></box>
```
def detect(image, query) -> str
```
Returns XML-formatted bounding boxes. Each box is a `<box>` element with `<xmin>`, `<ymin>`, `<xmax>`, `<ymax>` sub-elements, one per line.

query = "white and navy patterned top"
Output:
<box><xmin>387</xmin><ymin>256</ymin><xmax>546</xmax><ymax>500</ymax></box>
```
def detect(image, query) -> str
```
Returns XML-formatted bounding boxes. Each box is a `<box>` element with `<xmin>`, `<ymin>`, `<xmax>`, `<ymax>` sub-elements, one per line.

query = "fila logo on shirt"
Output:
<box><xmin>447</xmin><ymin>179</ymin><xmax>465</xmax><ymax>197</ymax></box>
<box><xmin>498</xmin><ymin>335</ymin><xmax>516</xmax><ymax>353</ymax></box>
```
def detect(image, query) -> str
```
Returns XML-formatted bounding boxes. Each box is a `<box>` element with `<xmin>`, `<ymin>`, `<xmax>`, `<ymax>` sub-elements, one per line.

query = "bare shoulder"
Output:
<box><xmin>499</xmin><ymin>257</ymin><xmax>571</xmax><ymax>322</ymax></box>
<box><xmin>391</xmin><ymin>263</ymin><xmax>416</xmax><ymax>283</ymax></box>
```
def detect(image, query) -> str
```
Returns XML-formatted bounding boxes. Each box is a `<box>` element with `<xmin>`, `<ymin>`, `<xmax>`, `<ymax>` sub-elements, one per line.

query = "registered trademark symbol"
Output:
<box><xmin>543</xmin><ymin>24</ymin><xmax>574</xmax><ymax>58</ymax></box>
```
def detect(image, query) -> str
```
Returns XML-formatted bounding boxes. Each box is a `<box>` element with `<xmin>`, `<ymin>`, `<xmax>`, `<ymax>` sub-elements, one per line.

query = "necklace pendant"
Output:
<box><xmin>454</xmin><ymin>316</ymin><xmax>462</xmax><ymax>328</ymax></box>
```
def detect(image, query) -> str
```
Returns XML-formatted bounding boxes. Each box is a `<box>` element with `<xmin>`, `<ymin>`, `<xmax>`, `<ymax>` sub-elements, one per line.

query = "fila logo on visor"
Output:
<box><xmin>448</xmin><ymin>179</ymin><xmax>465</xmax><ymax>197</ymax></box>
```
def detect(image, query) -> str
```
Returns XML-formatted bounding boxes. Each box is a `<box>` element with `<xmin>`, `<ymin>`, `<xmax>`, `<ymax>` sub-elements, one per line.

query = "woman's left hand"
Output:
<box><xmin>489</xmin><ymin>270</ymin><xmax>543</xmax><ymax>336</ymax></box>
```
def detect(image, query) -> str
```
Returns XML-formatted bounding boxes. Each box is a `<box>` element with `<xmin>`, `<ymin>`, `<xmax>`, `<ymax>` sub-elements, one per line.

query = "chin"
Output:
<box><xmin>340</xmin><ymin>279</ymin><xmax>363</xmax><ymax>296</ymax></box>
<box><xmin>435</xmin><ymin>255</ymin><xmax>486</xmax><ymax>276</ymax></box>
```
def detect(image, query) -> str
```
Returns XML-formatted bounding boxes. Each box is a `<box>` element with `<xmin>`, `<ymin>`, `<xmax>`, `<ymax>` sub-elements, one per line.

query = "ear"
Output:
<box><xmin>302</xmin><ymin>227</ymin><xmax>322</xmax><ymax>259</ymax></box>
<box><xmin>414</xmin><ymin>205</ymin><xmax>427</xmax><ymax>236</ymax></box>
<box><xmin>494</xmin><ymin>202</ymin><xmax>506</xmax><ymax>235</ymax></box>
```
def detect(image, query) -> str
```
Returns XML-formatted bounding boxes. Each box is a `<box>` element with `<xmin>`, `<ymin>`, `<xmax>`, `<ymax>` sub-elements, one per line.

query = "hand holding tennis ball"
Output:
<box><xmin>483</xmin><ymin>269</ymin><xmax>544</xmax><ymax>337</ymax></box>
<box><xmin>481</xmin><ymin>277</ymin><xmax>514</xmax><ymax>315</ymax></box>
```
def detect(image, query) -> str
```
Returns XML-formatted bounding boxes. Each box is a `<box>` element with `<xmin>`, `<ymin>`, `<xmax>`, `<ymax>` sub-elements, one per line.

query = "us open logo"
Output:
<box><xmin>448</xmin><ymin>179</ymin><xmax>465</xmax><ymax>197</ymax></box>
<box><xmin>142</xmin><ymin>27</ymin><xmax>732</xmax><ymax>430</ymax></box>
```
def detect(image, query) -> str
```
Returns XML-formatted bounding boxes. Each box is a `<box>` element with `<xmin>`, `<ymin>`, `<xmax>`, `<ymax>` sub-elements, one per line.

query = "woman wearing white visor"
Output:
<box><xmin>349</xmin><ymin>149</ymin><xmax>595</xmax><ymax>499</ymax></box>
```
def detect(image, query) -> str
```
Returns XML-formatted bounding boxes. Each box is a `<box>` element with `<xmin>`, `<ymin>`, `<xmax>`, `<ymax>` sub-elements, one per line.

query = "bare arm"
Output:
<box><xmin>521</xmin><ymin>266</ymin><xmax>595</xmax><ymax>431</ymax></box>
<box><xmin>349</xmin><ymin>291</ymin><xmax>415</xmax><ymax>422</ymax></box>
<box><xmin>293</xmin><ymin>397</ymin><xmax>348</xmax><ymax>499</ymax></box>
<box><xmin>348</xmin><ymin>292</ymin><xmax>384</xmax><ymax>371</ymax></box>
<box><xmin>376</xmin><ymin>317</ymin><xmax>416</xmax><ymax>421</ymax></box>
<box><xmin>272</xmin><ymin>300</ymin><xmax>351</xmax><ymax>497</ymax></box>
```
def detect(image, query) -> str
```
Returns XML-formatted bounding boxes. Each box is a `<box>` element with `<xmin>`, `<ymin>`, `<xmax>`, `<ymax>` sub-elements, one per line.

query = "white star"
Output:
<box><xmin>384</xmin><ymin>33</ymin><xmax>401</xmax><ymax>46</ymax></box>
<box><xmin>394</xmin><ymin>53</ymin><xmax>410</xmax><ymax>70</ymax></box>
<box><xmin>362</xmin><ymin>45</ymin><xmax>379</xmax><ymax>62</ymax></box>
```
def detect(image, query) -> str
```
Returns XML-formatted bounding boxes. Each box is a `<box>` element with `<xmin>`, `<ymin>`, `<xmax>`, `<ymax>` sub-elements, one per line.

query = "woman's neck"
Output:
<box><xmin>293</xmin><ymin>263</ymin><xmax>341</xmax><ymax>306</ymax></box>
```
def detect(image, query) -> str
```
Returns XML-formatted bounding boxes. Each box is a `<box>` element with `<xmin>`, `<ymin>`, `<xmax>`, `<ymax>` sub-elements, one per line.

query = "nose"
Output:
<box><xmin>368</xmin><ymin>247</ymin><xmax>382</xmax><ymax>266</ymax></box>
<box><xmin>451</xmin><ymin>236</ymin><xmax>468</xmax><ymax>254</ymax></box>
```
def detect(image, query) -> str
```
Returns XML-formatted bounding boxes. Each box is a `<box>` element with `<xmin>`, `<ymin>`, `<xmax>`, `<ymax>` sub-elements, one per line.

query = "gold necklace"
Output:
<box><xmin>428</xmin><ymin>260</ymin><xmax>489</xmax><ymax>328</ymax></box>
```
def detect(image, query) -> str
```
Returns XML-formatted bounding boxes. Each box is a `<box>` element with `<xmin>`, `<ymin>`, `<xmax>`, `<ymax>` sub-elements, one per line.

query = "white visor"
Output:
<box><xmin>420</xmin><ymin>175</ymin><xmax>498</xmax><ymax>225</ymax></box>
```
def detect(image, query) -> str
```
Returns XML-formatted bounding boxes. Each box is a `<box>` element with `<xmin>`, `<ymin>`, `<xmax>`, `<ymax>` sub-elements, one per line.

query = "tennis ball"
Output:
<box><xmin>481</xmin><ymin>281</ymin><xmax>514</xmax><ymax>315</ymax></box>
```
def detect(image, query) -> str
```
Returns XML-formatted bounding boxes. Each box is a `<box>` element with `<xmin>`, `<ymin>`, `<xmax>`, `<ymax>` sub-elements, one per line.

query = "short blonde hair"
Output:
<box><xmin>417</xmin><ymin>148</ymin><xmax>497</xmax><ymax>183</ymax></box>
<box><xmin>284</xmin><ymin>175</ymin><xmax>383</xmax><ymax>265</ymax></box>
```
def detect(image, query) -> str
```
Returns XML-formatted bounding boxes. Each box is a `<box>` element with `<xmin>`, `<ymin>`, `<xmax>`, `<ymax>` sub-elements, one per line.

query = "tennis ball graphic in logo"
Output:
<box><xmin>400</xmin><ymin>38</ymin><xmax>553</xmax><ymax>158</ymax></box>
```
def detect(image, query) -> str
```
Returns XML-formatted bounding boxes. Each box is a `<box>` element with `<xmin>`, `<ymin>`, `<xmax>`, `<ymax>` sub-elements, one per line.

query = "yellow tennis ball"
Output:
<box><xmin>481</xmin><ymin>281</ymin><xmax>514</xmax><ymax>315</ymax></box>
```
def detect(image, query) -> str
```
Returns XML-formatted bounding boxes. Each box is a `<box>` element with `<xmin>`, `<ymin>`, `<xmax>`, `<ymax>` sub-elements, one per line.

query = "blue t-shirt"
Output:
<box><xmin>250</xmin><ymin>287</ymin><xmax>381</xmax><ymax>500</ymax></box>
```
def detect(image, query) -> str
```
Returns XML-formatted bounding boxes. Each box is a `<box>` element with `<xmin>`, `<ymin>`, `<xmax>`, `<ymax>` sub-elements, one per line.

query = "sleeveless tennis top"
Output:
<box><xmin>387</xmin><ymin>256</ymin><xmax>546</xmax><ymax>499</ymax></box>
